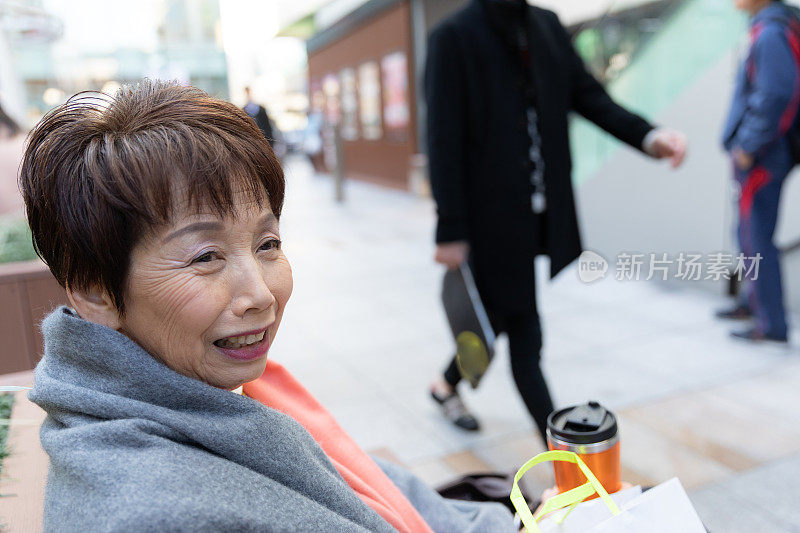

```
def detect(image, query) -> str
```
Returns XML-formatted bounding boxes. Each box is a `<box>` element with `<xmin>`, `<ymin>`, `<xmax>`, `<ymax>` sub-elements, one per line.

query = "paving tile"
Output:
<box><xmin>540</xmin><ymin>319</ymin><xmax>595</xmax><ymax>360</ymax></box>
<box><xmin>471</xmin><ymin>433</ymin><xmax>553</xmax><ymax>497</ymax></box>
<box><xmin>335</xmin><ymin>336</ymin><xmax>446</xmax><ymax>394</ymax></box>
<box><xmin>604</xmin><ymin>329</ymin><xmax>785</xmax><ymax>391</ymax></box>
<box><xmin>544</xmin><ymin>305</ymin><xmax>672</xmax><ymax>350</ymax></box>
<box><xmin>615</xmin><ymin>415</ymin><xmax>733</xmax><ymax>490</ymax></box>
<box><xmin>279</xmin><ymin>353</ymin><xmax>384</xmax><ymax>406</ymax></box>
<box><xmin>407</xmin><ymin>458</ymin><xmax>459</xmax><ymax>489</ymax></box>
<box><xmin>380</xmin><ymin>379</ymin><xmax>530</xmax><ymax>458</ymax></box>
<box><xmin>690</xmin><ymin>477</ymin><xmax>797</xmax><ymax>533</ymax></box>
<box><xmin>619</xmin><ymin>464</ymin><xmax>656</xmax><ymax>489</ymax></box>
<box><xmin>709</xmin><ymin>362</ymin><xmax>800</xmax><ymax>426</ymax></box>
<box><xmin>441</xmin><ymin>451</ymin><xmax>492</xmax><ymax>475</ymax></box>
<box><xmin>472</xmin><ymin>433</ymin><xmax>547</xmax><ymax>470</ymax></box>
<box><xmin>543</xmin><ymin>350</ymin><xmax>685</xmax><ymax>411</ymax></box>
<box><xmin>367</xmin><ymin>447</ymin><xmax>405</xmax><ymax>468</ymax></box>
<box><xmin>324</xmin><ymin>396</ymin><xmax>452</xmax><ymax>464</ymax></box>
<box><xmin>716</xmin><ymin>455</ymin><xmax>800</xmax><ymax>528</ymax></box>
<box><xmin>546</xmin><ymin>265</ymin><xmax>646</xmax><ymax>306</ymax></box>
<box><xmin>612</xmin><ymin>284</ymin><xmax>723</xmax><ymax>331</ymax></box>
<box><xmin>624</xmin><ymin>389</ymin><xmax>800</xmax><ymax>470</ymax></box>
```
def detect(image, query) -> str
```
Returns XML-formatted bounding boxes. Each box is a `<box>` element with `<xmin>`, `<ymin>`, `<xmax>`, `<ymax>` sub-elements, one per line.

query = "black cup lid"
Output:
<box><xmin>547</xmin><ymin>401</ymin><xmax>617</xmax><ymax>444</ymax></box>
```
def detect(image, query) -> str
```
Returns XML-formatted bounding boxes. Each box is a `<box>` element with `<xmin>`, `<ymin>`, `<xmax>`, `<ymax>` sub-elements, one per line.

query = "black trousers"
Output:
<box><xmin>444</xmin><ymin>309</ymin><xmax>554</xmax><ymax>441</ymax></box>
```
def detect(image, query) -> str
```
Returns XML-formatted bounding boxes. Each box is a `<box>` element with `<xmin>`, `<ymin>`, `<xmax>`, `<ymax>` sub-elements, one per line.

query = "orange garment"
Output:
<box><xmin>243</xmin><ymin>361</ymin><xmax>434</xmax><ymax>533</ymax></box>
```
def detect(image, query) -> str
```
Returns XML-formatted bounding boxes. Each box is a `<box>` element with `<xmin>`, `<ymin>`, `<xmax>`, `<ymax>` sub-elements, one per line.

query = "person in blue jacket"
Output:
<box><xmin>719</xmin><ymin>0</ymin><xmax>800</xmax><ymax>342</ymax></box>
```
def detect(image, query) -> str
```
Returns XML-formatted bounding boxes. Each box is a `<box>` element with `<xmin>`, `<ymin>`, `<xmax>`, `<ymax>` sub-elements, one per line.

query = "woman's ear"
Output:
<box><xmin>66</xmin><ymin>284</ymin><xmax>122</xmax><ymax>330</ymax></box>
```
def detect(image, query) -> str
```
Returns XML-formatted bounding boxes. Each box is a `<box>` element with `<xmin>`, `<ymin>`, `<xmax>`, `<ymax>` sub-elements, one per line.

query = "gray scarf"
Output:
<box><xmin>29</xmin><ymin>307</ymin><xmax>396</xmax><ymax>532</ymax></box>
<box><xmin>30</xmin><ymin>307</ymin><xmax>514</xmax><ymax>532</ymax></box>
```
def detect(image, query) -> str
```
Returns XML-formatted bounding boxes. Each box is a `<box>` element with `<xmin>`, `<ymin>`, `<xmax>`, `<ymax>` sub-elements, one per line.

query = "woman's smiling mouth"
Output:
<box><xmin>213</xmin><ymin>328</ymin><xmax>270</xmax><ymax>361</ymax></box>
<box><xmin>214</xmin><ymin>331</ymin><xmax>266</xmax><ymax>349</ymax></box>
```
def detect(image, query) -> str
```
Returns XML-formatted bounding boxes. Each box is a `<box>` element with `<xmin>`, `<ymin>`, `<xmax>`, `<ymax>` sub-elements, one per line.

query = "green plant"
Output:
<box><xmin>0</xmin><ymin>218</ymin><xmax>37</xmax><ymax>264</ymax></box>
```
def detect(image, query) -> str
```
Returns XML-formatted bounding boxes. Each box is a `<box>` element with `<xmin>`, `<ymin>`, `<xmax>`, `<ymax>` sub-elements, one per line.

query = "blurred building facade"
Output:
<box><xmin>302</xmin><ymin>0</ymin><xmax>800</xmax><ymax>312</ymax></box>
<box><xmin>7</xmin><ymin>0</ymin><xmax>228</xmax><ymax>127</ymax></box>
<box><xmin>305</xmin><ymin>0</ymin><xmax>430</xmax><ymax>188</ymax></box>
<box><xmin>0</xmin><ymin>1</ymin><xmax>61</xmax><ymax>125</ymax></box>
<box><xmin>302</xmin><ymin>0</ymin><xmax>684</xmax><ymax>189</ymax></box>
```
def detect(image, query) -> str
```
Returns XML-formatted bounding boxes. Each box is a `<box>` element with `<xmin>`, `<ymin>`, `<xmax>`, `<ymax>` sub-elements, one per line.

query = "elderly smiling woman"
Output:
<box><xmin>22</xmin><ymin>81</ymin><xmax>515</xmax><ymax>532</ymax></box>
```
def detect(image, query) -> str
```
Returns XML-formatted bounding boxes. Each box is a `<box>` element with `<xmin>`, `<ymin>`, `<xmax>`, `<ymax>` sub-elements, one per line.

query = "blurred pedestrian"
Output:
<box><xmin>425</xmin><ymin>0</ymin><xmax>687</xmax><ymax>438</ymax></box>
<box><xmin>243</xmin><ymin>86</ymin><xmax>274</xmax><ymax>144</ymax></box>
<box><xmin>717</xmin><ymin>0</ymin><xmax>799</xmax><ymax>343</ymax></box>
<box><xmin>304</xmin><ymin>108</ymin><xmax>325</xmax><ymax>172</ymax></box>
<box><xmin>0</xmin><ymin>100</ymin><xmax>20</xmax><ymax>138</ymax></box>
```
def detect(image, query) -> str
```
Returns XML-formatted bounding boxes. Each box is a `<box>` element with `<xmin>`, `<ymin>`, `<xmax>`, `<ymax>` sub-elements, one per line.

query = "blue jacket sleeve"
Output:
<box><xmin>734</xmin><ymin>24</ymin><xmax>800</xmax><ymax>155</ymax></box>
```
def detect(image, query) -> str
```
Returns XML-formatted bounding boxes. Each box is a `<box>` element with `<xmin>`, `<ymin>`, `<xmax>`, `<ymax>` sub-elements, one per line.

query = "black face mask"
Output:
<box><xmin>481</xmin><ymin>0</ymin><xmax>528</xmax><ymax>49</ymax></box>
<box><xmin>484</xmin><ymin>0</ymin><xmax>526</xmax><ymax>6</ymax></box>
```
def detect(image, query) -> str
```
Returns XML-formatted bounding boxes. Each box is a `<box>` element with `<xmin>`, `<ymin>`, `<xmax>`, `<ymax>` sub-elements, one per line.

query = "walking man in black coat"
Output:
<box><xmin>426</xmin><ymin>0</ymin><xmax>687</xmax><ymax>439</ymax></box>
<box><xmin>243</xmin><ymin>86</ymin><xmax>275</xmax><ymax>145</ymax></box>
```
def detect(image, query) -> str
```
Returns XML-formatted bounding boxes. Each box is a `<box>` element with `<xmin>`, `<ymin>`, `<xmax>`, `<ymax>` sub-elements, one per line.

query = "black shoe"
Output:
<box><xmin>430</xmin><ymin>389</ymin><xmax>481</xmax><ymax>431</ymax></box>
<box><xmin>730</xmin><ymin>328</ymin><xmax>787</xmax><ymax>343</ymax></box>
<box><xmin>715</xmin><ymin>304</ymin><xmax>753</xmax><ymax>320</ymax></box>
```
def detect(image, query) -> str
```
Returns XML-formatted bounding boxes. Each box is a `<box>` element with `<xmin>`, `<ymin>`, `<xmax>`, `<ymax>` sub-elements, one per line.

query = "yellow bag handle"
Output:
<box><xmin>510</xmin><ymin>450</ymin><xmax>621</xmax><ymax>532</ymax></box>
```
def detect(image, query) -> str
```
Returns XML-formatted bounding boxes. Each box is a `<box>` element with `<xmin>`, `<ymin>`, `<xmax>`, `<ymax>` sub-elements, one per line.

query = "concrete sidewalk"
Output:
<box><xmin>277</xmin><ymin>155</ymin><xmax>800</xmax><ymax>532</ymax></box>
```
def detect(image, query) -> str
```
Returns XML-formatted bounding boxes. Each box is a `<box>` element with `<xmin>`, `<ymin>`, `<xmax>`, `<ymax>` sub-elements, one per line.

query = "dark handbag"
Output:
<box><xmin>436</xmin><ymin>472</ymin><xmax>536</xmax><ymax>515</ymax></box>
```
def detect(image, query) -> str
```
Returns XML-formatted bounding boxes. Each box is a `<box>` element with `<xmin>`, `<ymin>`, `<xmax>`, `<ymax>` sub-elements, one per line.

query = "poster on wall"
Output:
<box><xmin>309</xmin><ymin>78</ymin><xmax>324</xmax><ymax>113</ymax></box>
<box><xmin>323</xmin><ymin>73</ymin><xmax>341</xmax><ymax>125</ymax></box>
<box><xmin>380</xmin><ymin>51</ymin><xmax>410</xmax><ymax>138</ymax></box>
<box><xmin>358</xmin><ymin>61</ymin><xmax>382</xmax><ymax>140</ymax></box>
<box><xmin>339</xmin><ymin>67</ymin><xmax>359</xmax><ymax>141</ymax></box>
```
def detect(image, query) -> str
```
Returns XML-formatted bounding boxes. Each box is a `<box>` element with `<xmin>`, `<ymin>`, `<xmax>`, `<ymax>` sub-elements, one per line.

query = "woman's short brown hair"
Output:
<box><xmin>19</xmin><ymin>79</ymin><xmax>285</xmax><ymax>312</ymax></box>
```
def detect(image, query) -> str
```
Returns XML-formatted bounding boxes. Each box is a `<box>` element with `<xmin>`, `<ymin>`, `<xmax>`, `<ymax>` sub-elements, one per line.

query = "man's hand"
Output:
<box><xmin>733</xmin><ymin>147</ymin><xmax>754</xmax><ymax>170</ymax></box>
<box><xmin>434</xmin><ymin>241</ymin><xmax>469</xmax><ymax>269</ymax></box>
<box><xmin>644</xmin><ymin>128</ymin><xmax>687</xmax><ymax>168</ymax></box>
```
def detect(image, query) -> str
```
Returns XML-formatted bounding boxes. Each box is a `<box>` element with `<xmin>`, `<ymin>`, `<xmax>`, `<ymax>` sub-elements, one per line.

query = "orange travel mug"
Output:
<box><xmin>546</xmin><ymin>401</ymin><xmax>621</xmax><ymax>497</ymax></box>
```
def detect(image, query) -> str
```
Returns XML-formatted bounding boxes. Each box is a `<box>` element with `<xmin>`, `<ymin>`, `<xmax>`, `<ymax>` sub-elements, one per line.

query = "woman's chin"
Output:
<box><xmin>207</xmin><ymin>354</ymin><xmax>269</xmax><ymax>391</ymax></box>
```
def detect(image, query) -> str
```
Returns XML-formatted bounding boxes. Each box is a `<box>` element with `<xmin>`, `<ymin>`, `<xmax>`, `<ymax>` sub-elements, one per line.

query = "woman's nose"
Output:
<box><xmin>230</xmin><ymin>257</ymin><xmax>275</xmax><ymax>317</ymax></box>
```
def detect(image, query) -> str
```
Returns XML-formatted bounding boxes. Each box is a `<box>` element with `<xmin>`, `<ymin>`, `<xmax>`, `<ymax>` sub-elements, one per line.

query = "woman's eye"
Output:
<box><xmin>259</xmin><ymin>239</ymin><xmax>281</xmax><ymax>252</ymax></box>
<box><xmin>192</xmin><ymin>251</ymin><xmax>218</xmax><ymax>264</ymax></box>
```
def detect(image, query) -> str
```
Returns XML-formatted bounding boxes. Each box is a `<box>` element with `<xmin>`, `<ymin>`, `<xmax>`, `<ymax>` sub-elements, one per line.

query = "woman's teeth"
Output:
<box><xmin>215</xmin><ymin>331</ymin><xmax>266</xmax><ymax>349</ymax></box>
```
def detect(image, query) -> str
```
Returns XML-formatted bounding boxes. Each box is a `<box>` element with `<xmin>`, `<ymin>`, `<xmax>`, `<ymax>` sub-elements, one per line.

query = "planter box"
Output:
<box><xmin>0</xmin><ymin>371</ymin><xmax>47</xmax><ymax>533</ymax></box>
<box><xmin>0</xmin><ymin>260</ymin><xmax>67</xmax><ymax>374</ymax></box>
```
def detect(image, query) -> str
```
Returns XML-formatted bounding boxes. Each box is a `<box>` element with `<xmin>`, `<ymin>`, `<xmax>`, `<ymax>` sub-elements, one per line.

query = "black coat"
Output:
<box><xmin>425</xmin><ymin>0</ymin><xmax>655</xmax><ymax>313</ymax></box>
<box><xmin>245</xmin><ymin>104</ymin><xmax>274</xmax><ymax>144</ymax></box>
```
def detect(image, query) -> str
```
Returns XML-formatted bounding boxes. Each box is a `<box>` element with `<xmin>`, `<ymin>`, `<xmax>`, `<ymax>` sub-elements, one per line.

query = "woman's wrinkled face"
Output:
<box><xmin>118</xmin><ymin>193</ymin><xmax>292</xmax><ymax>390</ymax></box>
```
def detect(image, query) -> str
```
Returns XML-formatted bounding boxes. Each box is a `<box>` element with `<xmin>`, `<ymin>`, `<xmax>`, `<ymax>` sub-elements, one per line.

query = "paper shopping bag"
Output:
<box><xmin>587</xmin><ymin>478</ymin><xmax>705</xmax><ymax>532</ymax></box>
<box><xmin>536</xmin><ymin>486</ymin><xmax>643</xmax><ymax>533</ymax></box>
<box><xmin>510</xmin><ymin>450</ymin><xmax>623</xmax><ymax>533</ymax></box>
<box><xmin>511</xmin><ymin>451</ymin><xmax>705</xmax><ymax>533</ymax></box>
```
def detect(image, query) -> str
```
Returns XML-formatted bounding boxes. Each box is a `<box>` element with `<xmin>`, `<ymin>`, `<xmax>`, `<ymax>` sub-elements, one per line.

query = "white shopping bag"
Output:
<box><xmin>536</xmin><ymin>486</ymin><xmax>642</xmax><ymax>533</ymax></box>
<box><xmin>587</xmin><ymin>478</ymin><xmax>705</xmax><ymax>532</ymax></box>
<box><xmin>511</xmin><ymin>451</ymin><xmax>706</xmax><ymax>533</ymax></box>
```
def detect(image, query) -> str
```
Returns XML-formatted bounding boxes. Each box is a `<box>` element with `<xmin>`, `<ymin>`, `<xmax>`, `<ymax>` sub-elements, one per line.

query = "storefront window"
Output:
<box><xmin>339</xmin><ymin>67</ymin><xmax>359</xmax><ymax>140</ymax></box>
<box><xmin>323</xmin><ymin>73</ymin><xmax>340</xmax><ymax>125</ymax></box>
<box><xmin>358</xmin><ymin>61</ymin><xmax>382</xmax><ymax>140</ymax></box>
<box><xmin>380</xmin><ymin>51</ymin><xmax>409</xmax><ymax>140</ymax></box>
